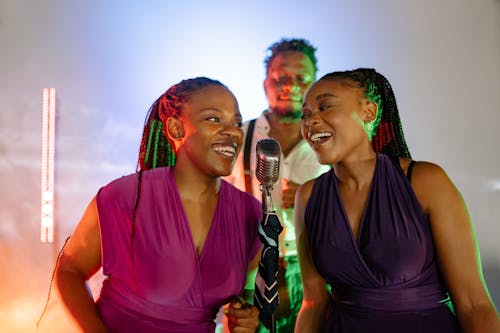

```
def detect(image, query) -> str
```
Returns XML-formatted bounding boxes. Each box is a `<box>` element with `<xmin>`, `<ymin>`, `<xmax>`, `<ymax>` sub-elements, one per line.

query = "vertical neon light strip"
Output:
<box><xmin>41</xmin><ymin>88</ymin><xmax>56</xmax><ymax>243</ymax></box>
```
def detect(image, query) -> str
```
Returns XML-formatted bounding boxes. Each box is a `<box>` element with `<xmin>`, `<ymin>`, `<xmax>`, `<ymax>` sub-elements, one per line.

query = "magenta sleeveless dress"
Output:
<box><xmin>305</xmin><ymin>154</ymin><xmax>462</xmax><ymax>332</ymax></box>
<box><xmin>95</xmin><ymin>167</ymin><xmax>262</xmax><ymax>332</ymax></box>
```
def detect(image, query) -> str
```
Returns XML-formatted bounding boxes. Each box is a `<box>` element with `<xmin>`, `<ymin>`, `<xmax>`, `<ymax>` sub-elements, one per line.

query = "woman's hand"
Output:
<box><xmin>224</xmin><ymin>297</ymin><xmax>259</xmax><ymax>332</ymax></box>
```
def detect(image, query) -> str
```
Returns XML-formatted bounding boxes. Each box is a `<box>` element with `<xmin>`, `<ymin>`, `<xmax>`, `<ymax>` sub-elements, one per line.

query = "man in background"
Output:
<box><xmin>225</xmin><ymin>37</ymin><xmax>330</xmax><ymax>332</ymax></box>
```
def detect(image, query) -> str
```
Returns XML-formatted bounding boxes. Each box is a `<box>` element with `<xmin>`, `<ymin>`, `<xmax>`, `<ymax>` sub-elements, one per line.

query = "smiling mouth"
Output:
<box><xmin>310</xmin><ymin>132</ymin><xmax>332</xmax><ymax>143</ymax></box>
<box><xmin>212</xmin><ymin>142</ymin><xmax>237</xmax><ymax>159</ymax></box>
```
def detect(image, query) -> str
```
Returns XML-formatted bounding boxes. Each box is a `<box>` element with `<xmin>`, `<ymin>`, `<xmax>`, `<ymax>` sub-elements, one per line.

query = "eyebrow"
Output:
<box><xmin>200</xmin><ymin>107</ymin><xmax>222</xmax><ymax>112</ymax></box>
<box><xmin>200</xmin><ymin>108</ymin><xmax>242</xmax><ymax>119</ymax></box>
<box><xmin>315</xmin><ymin>93</ymin><xmax>337</xmax><ymax>100</ymax></box>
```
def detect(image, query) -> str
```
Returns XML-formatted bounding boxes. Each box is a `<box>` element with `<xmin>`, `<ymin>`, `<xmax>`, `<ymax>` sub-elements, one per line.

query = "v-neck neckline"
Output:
<box><xmin>169</xmin><ymin>168</ymin><xmax>221</xmax><ymax>262</ymax></box>
<box><xmin>332</xmin><ymin>154</ymin><xmax>379</xmax><ymax>245</ymax></box>
<box><xmin>332</xmin><ymin>154</ymin><xmax>381</xmax><ymax>284</ymax></box>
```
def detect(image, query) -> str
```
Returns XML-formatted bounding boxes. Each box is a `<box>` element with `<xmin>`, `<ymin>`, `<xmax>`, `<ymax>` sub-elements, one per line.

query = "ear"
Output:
<box><xmin>263</xmin><ymin>78</ymin><xmax>269</xmax><ymax>94</ymax></box>
<box><xmin>363</xmin><ymin>101</ymin><xmax>378</xmax><ymax>123</ymax></box>
<box><xmin>164</xmin><ymin>117</ymin><xmax>185</xmax><ymax>141</ymax></box>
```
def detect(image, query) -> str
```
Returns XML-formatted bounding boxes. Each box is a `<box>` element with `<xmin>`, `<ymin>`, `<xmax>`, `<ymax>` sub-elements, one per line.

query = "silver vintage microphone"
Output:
<box><xmin>255</xmin><ymin>138</ymin><xmax>281</xmax><ymax>213</ymax></box>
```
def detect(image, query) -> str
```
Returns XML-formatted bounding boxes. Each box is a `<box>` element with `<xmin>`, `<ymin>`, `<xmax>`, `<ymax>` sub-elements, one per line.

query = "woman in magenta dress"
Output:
<box><xmin>55</xmin><ymin>77</ymin><xmax>261</xmax><ymax>332</ymax></box>
<box><xmin>294</xmin><ymin>68</ymin><xmax>500</xmax><ymax>332</ymax></box>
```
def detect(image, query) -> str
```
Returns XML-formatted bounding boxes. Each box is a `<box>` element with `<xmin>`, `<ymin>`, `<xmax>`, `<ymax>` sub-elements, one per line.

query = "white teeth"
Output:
<box><xmin>213</xmin><ymin>145</ymin><xmax>236</xmax><ymax>156</ymax></box>
<box><xmin>310</xmin><ymin>132</ymin><xmax>332</xmax><ymax>142</ymax></box>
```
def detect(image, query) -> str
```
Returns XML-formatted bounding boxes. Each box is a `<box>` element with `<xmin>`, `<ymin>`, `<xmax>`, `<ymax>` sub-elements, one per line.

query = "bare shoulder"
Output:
<box><xmin>294</xmin><ymin>178</ymin><xmax>317</xmax><ymax>231</ymax></box>
<box><xmin>296</xmin><ymin>178</ymin><xmax>316</xmax><ymax>202</ymax></box>
<box><xmin>396</xmin><ymin>157</ymin><xmax>445</xmax><ymax>178</ymax></box>
<box><xmin>409</xmin><ymin>160</ymin><xmax>449</xmax><ymax>185</ymax></box>
<box><xmin>403</xmin><ymin>159</ymin><xmax>455</xmax><ymax>212</ymax></box>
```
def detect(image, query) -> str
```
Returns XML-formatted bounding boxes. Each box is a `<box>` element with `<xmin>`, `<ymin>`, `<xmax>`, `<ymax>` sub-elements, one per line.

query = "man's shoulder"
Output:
<box><xmin>243</xmin><ymin>113</ymin><xmax>269</xmax><ymax>140</ymax></box>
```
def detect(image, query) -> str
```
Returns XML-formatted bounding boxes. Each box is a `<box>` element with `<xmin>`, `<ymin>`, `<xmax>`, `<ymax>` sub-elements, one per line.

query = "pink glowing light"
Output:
<box><xmin>41</xmin><ymin>88</ymin><xmax>56</xmax><ymax>243</ymax></box>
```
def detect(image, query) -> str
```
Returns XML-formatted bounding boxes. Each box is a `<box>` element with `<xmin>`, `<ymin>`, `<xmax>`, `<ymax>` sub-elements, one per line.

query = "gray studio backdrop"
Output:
<box><xmin>1</xmin><ymin>0</ymin><xmax>499</xmax><ymax>331</ymax></box>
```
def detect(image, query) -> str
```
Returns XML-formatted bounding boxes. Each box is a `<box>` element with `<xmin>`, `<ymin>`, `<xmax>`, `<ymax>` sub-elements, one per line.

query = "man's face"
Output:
<box><xmin>264</xmin><ymin>51</ymin><xmax>315</xmax><ymax>121</ymax></box>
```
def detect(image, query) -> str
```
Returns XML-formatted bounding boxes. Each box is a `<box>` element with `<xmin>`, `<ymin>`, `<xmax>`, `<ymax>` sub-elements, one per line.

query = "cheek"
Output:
<box><xmin>234</xmin><ymin>131</ymin><xmax>244</xmax><ymax>149</ymax></box>
<box><xmin>300</xmin><ymin>123</ymin><xmax>309</xmax><ymax>139</ymax></box>
<box><xmin>266</xmin><ymin>82</ymin><xmax>280</xmax><ymax>95</ymax></box>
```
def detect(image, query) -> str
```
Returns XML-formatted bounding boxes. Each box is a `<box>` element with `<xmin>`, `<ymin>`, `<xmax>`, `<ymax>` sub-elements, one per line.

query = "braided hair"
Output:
<box><xmin>320</xmin><ymin>68</ymin><xmax>411</xmax><ymax>159</ymax></box>
<box><xmin>137</xmin><ymin>77</ymin><xmax>227</xmax><ymax>171</ymax></box>
<box><xmin>264</xmin><ymin>38</ymin><xmax>318</xmax><ymax>76</ymax></box>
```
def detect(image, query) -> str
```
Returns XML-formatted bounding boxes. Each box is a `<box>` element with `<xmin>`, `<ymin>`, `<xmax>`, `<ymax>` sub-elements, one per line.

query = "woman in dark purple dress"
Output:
<box><xmin>294</xmin><ymin>68</ymin><xmax>500</xmax><ymax>332</ymax></box>
<box><xmin>54</xmin><ymin>77</ymin><xmax>261</xmax><ymax>332</ymax></box>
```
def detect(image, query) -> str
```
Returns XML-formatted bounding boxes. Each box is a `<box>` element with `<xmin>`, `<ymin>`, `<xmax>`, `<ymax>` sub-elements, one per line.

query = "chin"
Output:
<box><xmin>273</xmin><ymin>104</ymin><xmax>300</xmax><ymax>116</ymax></box>
<box><xmin>315</xmin><ymin>152</ymin><xmax>335</xmax><ymax>166</ymax></box>
<box><xmin>211</xmin><ymin>163</ymin><xmax>233</xmax><ymax>177</ymax></box>
<box><xmin>218</xmin><ymin>169</ymin><xmax>232</xmax><ymax>177</ymax></box>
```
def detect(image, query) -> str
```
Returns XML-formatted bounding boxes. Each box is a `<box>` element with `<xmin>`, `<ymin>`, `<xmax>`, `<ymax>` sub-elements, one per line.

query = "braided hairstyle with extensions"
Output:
<box><xmin>137</xmin><ymin>77</ymin><xmax>227</xmax><ymax>171</ymax></box>
<box><xmin>320</xmin><ymin>68</ymin><xmax>411</xmax><ymax>159</ymax></box>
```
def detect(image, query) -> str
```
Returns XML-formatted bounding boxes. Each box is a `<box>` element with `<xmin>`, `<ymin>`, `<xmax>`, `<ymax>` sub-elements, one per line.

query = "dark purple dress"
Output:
<box><xmin>95</xmin><ymin>167</ymin><xmax>262</xmax><ymax>333</ymax></box>
<box><xmin>305</xmin><ymin>154</ymin><xmax>462</xmax><ymax>332</ymax></box>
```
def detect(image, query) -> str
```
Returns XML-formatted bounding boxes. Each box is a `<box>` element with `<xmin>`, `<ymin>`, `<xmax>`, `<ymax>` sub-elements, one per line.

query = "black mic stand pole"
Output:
<box><xmin>261</xmin><ymin>184</ymin><xmax>277</xmax><ymax>333</ymax></box>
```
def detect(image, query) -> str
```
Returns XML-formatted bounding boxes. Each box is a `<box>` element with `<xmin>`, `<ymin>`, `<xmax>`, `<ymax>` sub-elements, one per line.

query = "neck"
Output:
<box><xmin>266</xmin><ymin>109</ymin><xmax>301</xmax><ymax>125</ymax></box>
<box><xmin>172</xmin><ymin>160</ymin><xmax>220</xmax><ymax>200</ymax></box>
<box><xmin>333</xmin><ymin>151</ymin><xmax>377</xmax><ymax>190</ymax></box>
<box><xmin>265</xmin><ymin>111</ymin><xmax>303</xmax><ymax>156</ymax></box>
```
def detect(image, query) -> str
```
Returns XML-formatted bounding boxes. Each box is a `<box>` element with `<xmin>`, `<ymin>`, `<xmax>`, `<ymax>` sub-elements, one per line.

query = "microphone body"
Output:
<box><xmin>255</xmin><ymin>138</ymin><xmax>281</xmax><ymax>213</ymax></box>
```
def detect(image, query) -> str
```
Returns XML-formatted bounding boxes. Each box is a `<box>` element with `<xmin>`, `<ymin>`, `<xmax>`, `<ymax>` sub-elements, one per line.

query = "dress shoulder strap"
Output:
<box><xmin>407</xmin><ymin>160</ymin><xmax>417</xmax><ymax>182</ymax></box>
<box><xmin>243</xmin><ymin>119</ymin><xmax>257</xmax><ymax>194</ymax></box>
<box><xmin>388</xmin><ymin>154</ymin><xmax>416</xmax><ymax>181</ymax></box>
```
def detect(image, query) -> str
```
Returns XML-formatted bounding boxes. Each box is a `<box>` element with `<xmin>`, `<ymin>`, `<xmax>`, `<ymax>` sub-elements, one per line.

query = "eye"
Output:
<box><xmin>206</xmin><ymin>116</ymin><xmax>220</xmax><ymax>122</ymax></box>
<box><xmin>277</xmin><ymin>76</ymin><xmax>289</xmax><ymax>85</ymax></box>
<box><xmin>296</xmin><ymin>75</ymin><xmax>312</xmax><ymax>85</ymax></box>
<box><xmin>272</xmin><ymin>74</ymin><xmax>291</xmax><ymax>86</ymax></box>
<box><xmin>319</xmin><ymin>104</ymin><xmax>332</xmax><ymax>111</ymax></box>
<box><xmin>300</xmin><ymin>110</ymin><xmax>311</xmax><ymax>120</ymax></box>
<box><xmin>235</xmin><ymin>121</ymin><xmax>243</xmax><ymax>128</ymax></box>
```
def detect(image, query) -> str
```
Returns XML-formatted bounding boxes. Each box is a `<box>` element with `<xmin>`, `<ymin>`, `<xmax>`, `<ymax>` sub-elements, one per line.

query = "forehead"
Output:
<box><xmin>185</xmin><ymin>85</ymin><xmax>239</xmax><ymax>114</ymax></box>
<box><xmin>305</xmin><ymin>79</ymin><xmax>364</xmax><ymax>101</ymax></box>
<box><xmin>267</xmin><ymin>51</ymin><xmax>315</xmax><ymax>75</ymax></box>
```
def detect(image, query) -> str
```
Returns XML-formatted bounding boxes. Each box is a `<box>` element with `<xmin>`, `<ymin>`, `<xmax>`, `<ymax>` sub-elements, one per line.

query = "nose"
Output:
<box><xmin>303</xmin><ymin>113</ymin><xmax>321</xmax><ymax>127</ymax></box>
<box><xmin>282</xmin><ymin>78</ymin><xmax>301</xmax><ymax>94</ymax></box>
<box><xmin>221</xmin><ymin>123</ymin><xmax>243</xmax><ymax>144</ymax></box>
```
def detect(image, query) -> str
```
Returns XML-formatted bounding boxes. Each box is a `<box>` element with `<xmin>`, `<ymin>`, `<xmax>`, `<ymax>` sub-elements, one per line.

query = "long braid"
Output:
<box><xmin>320</xmin><ymin>68</ymin><xmax>411</xmax><ymax>158</ymax></box>
<box><xmin>370</xmin><ymin>70</ymin><xmax>411</xmax><ymax>158</ymax></box>
<box><xmin>137</xmin><ymin>102</ymin><xmax>176</xmax><ymax>171</ymax></box>
<box><xmin>130</xmin><ymin>169</ymin><xmax>143</xmax><ymax>284</ymax></box>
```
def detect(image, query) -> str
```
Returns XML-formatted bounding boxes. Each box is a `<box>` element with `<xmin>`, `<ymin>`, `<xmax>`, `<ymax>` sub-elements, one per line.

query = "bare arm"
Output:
<box><xmin>294</xmin><ymin>180</ymin><xmax>329</xmax><ymax>333</ymax></box>
<box><xmin>224</xmin><ymin>252</ymin><xmax>261</xmax><ymax>332</ymax></box>
<box><xmin>412</xmin><ymin>162</ymin><xmax>500</xmax><ymax>332</ymax></box>
<box><xmin>241</xmin><ymin>250</ymin><xmax>260</xmax><ymax>303</ymax></box>
<box><xmin>54</xmin><ymin>196</ymin><xmax>109</xmax><ymax>333</ymax></box>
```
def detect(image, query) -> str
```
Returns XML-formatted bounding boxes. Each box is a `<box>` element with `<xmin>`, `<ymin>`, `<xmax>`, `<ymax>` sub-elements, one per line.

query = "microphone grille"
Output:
<box><xmin>255</xmin><ymin>138</ymin><xmax>281</xmax><ymax>186</ymax></box>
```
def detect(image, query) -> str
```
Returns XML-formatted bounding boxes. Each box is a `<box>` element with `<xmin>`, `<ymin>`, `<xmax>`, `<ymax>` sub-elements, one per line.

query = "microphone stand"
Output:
<box><xmin>261</xmin><ymin>184</ymin><xmax>277</xmax><ymax>333</ymax></box>
<box><xmin>255</xmin><ymin>138</ymin><xmax>282</xmax><ymax>333</ymax></box>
